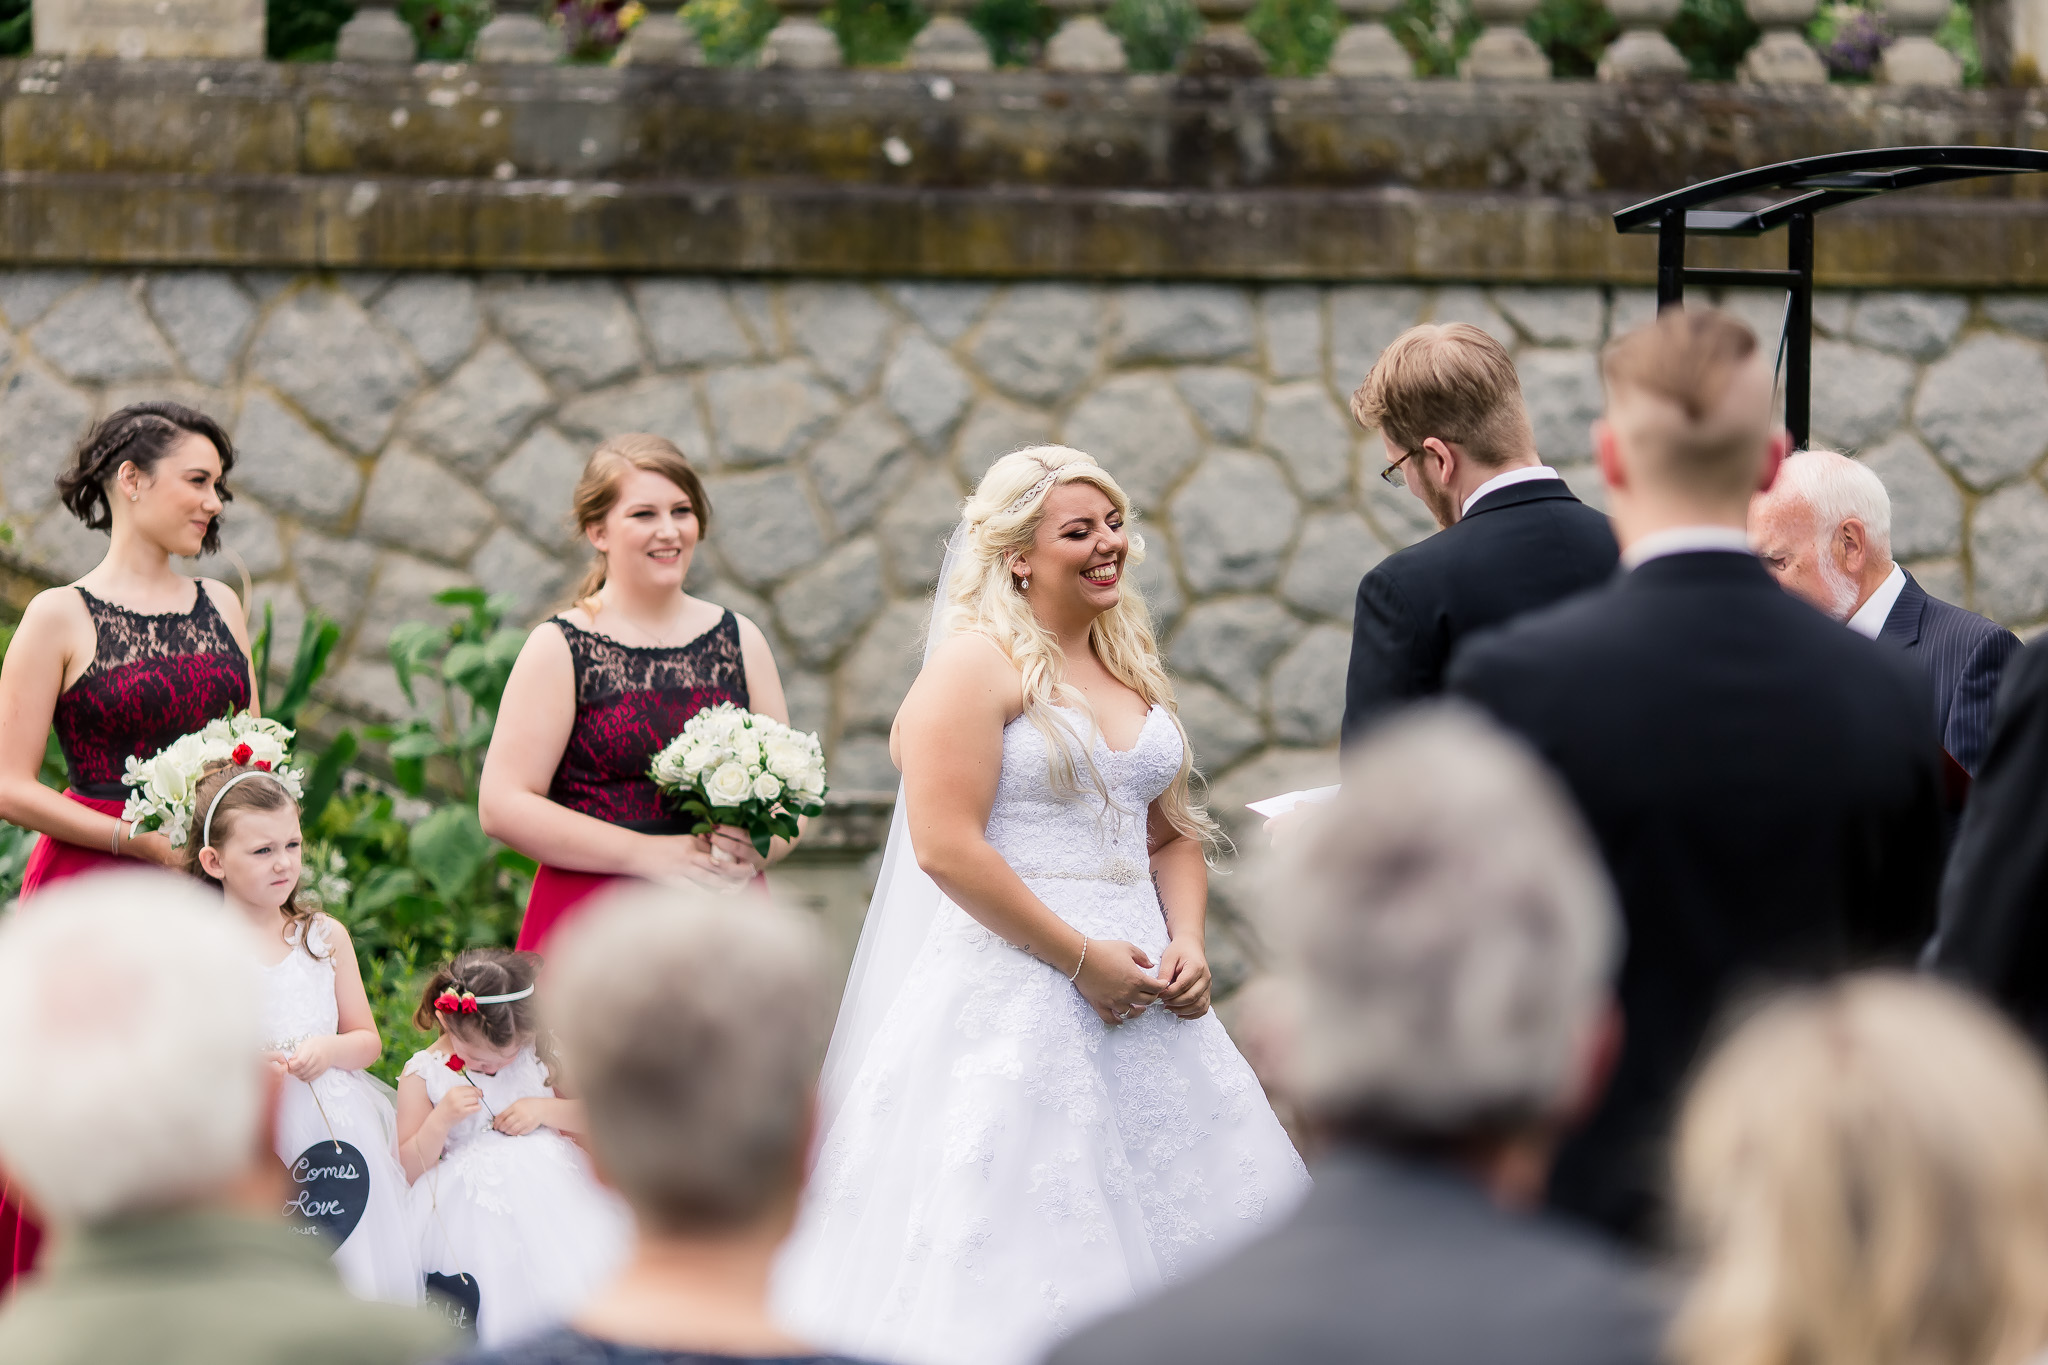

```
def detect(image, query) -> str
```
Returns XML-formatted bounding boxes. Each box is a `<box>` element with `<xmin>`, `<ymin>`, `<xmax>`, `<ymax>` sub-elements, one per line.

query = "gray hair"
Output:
<box><xmin>1773</xmin><ymin>448</ymin><xmax>1893</xmax><ymax>562</ymax></box>
<box><xmin>0</xmin><ymin>871</ymin><xmax>266</xmax><ymax>1224</ymax></box>
<box><xmin>1261</xmin><ymin>705</ymin><xmax>1620</xmax><ymax>1135</ymax></box>
<box><xmin>544</xmin><ymin>883</ymin><xmax>833</xmax><ymax>1233</ymax></box>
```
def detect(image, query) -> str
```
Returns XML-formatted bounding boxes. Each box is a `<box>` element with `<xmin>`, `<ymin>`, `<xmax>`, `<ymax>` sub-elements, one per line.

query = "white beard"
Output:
<box><xmin>1816</xmin><ymin>549</ymin><xmax>1860</xmax><ymax>622</ymax></box>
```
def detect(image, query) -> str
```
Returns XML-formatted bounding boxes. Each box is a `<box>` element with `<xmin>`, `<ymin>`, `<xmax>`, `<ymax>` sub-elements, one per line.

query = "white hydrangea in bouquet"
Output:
<box><xmin>121</xmin><ymin>713</ymin><xmax>307</xmax><ymax>848</ymax></box>
<box><xmin>648</xmin><ymin>703</ymin><xmax>828</xmax><ymax>859</ymax></box>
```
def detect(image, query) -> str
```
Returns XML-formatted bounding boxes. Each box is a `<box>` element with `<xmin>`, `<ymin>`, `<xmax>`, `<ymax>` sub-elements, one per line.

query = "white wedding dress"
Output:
<box><xmin>775</xmin><ymin>703</ymin><xmax>1309</xmax><ymax>1365</ymax></box>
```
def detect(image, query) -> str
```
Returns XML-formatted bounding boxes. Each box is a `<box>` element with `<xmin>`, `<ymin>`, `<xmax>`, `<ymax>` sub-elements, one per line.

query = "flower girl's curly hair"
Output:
<box><xmin>947</xmin><ymin>446</ymin><xmax>1221</xmax><ymax>854</ymax></box>
<box><xmin>185</xmin><ymin>758</ymin><xmax>323</xmax><ymax>958</ymax></box>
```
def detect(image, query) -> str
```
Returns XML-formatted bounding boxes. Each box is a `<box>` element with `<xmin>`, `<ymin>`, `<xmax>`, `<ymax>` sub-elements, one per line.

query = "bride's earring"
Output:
<box><xmin>1015</xmin><ymin>571</ymin><xmax>1029</xmax><ymax>592</ymax></box>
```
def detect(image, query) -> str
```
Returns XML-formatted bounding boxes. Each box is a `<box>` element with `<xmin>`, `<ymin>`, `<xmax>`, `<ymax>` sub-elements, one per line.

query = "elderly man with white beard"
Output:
<box><xmin>1750</xmin><ymin>448</ymin><xmax>2020</xmax><ymax>778</ymax></box>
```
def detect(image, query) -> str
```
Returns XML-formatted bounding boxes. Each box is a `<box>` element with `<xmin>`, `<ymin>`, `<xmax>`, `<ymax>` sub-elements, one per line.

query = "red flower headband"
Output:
<box><xmin>433</xmin><ymin>983</ymin><xmax>535</xmax><ymax>1016</ymax></box>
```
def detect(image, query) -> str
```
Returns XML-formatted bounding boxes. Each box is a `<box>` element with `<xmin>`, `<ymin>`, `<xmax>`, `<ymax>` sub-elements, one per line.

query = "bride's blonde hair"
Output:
<box><xmin>945</xmin><ymin>446</ymin><xmax>1220</xmax><ymax>852</ymax></box>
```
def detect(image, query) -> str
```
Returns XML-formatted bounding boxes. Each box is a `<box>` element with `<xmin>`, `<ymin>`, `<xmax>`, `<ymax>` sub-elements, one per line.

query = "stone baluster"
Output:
<box><xmin>908</xmin><ymin>0</ymin><xmax>994</xmax><ymax>68</ymax></box>
<box><xmin>1877</xmin><ymin>0</ymin><xmax>1962</xmax><ymax>83</ymax></box>
<box><xmin>1043</xmin><ymin>0</ymin><xmax>1128</xmax><ymax>71</ymax></box>
<box><xmin>335</xmin><ymin>0</ymin><xmax>418</xmax><ymax>59</ymax></box>
<box><xmin>1181</xmin><ymin>0</ymin><xmax>1268</xmax><ymax>73</ymax></box>
<box><xmin>760</xmin><ymin>0</ymin><xmax>844</xmax><ymax>66</ymax></box>
<box><xmin>1459</xmin><ymin>0</ymin><xmax>1548</xmax><ymax>77</ymax></box>
<box><xmin>618</xmin><ymin>12</ymin><xmax>706</xmax><ymax>62</ymax></box>
<box><xmin>1596</xmin><ymin>0</ymin><xmax>1686</xmax><ymax>77</ymax></box>
<box><xmin>1738</xmin><ymin>0</ymin><xmax>1824</xmax><ymax>80</ymax></box>
<box><xmin>474</xmin><ymin>0</ymin><xmax>563</xmax><ymax>60</ymax></box>
<box><xmin>1330</xmin><ymin>0</ymin><xmax>1416</xmax><ymax>77</ymax></box>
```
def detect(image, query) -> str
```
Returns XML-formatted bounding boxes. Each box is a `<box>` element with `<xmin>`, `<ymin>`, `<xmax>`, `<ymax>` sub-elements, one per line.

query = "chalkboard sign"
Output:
<box><xmin>425</xmin><ymin>1271</ymin><xmax>481</xmax><ymax>1339</ymax></box>
<box><xmin>280</xmin><ymin>1140</ymin><xmax>369</xmax><ymax>1249</ymax></box>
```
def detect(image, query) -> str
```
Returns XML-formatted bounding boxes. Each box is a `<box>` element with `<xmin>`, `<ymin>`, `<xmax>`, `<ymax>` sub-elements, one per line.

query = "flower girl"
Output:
<box><xmin>395</xmin><ymin>948</ymin><xmax>631</xmax><ymax>1347</ymax></box>
<box><xmin>187</xmin><ymin>757</ymin><xmax>421</xmax><ymax>1304</ymax></box>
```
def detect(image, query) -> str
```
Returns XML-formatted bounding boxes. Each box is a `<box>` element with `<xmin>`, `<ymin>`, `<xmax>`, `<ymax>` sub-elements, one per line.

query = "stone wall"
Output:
<box><xmin>3</xmin><ymin>267</ymin><xmax>2044</xmax><ymax>965</ymax></box>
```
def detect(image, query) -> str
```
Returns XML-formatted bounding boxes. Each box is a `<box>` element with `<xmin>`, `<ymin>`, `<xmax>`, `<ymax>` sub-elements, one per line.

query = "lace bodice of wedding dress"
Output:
<box><xmin>775</xmin><ymin>703</ymin><xmax>1309</xmax><ymax>1365</ymax></box>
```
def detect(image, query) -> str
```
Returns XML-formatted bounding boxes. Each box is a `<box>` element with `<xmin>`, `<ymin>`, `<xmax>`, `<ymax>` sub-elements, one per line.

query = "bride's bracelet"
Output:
<box><xmin>1069</xmin><ymin>935</ymin><xmax>1088</xmax><ymax>983</ymax></box>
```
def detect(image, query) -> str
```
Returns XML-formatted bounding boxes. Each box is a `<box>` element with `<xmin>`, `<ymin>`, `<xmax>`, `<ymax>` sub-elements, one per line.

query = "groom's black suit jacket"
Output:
<box><xmin>1341</xmin><ymin>478</ymin><xmax>1616</xmax><ymax>746</ymax></box>
<box><xmin>1448</xmin><ymin>550</ymin><xmax>1945</xmax><ymax>1244</ymax></box>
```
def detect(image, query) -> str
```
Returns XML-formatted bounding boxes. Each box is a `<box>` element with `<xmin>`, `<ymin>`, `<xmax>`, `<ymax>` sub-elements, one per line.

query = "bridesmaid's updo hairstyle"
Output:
<box><xmin>58</xmin><ymin>402</ymin><xmax>236</xmax><ymax>555</ymax></box>
<box><xmin>414</xmin><ymin>948</ymin><xmax>544</xmax><ymax>1051</ymax></box>
<box><xmin>570</xmin><ymin>434</ymin><xmax>713</xmax><ymax>612</ymax></box>
<box><xmin>184</xmin><ymin>758</ymin><xmax>319</xmax><ymax>955</ymax></box>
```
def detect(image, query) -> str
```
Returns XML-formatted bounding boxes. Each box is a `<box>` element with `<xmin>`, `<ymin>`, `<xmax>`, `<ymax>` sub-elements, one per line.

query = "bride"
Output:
<box><xmin>775</xmin><ymin>446</ymin><xmax>1308</xmax><ymax>1365</ymax></box>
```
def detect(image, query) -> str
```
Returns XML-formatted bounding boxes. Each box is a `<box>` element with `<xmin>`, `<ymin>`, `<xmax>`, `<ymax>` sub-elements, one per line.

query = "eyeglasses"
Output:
<box><xmin>1380</xmin><ymin>447</ymin><xmax>1421</xmax><ymax>488</ymax></box>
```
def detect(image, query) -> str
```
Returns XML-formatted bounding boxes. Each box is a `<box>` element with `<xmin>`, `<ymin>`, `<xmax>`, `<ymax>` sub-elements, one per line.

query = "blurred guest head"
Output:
<box><xmin>1263</xmin><ymin>704</ymin><xmax>1619</xmax><ymax>1198</ymax></box>
<box><xmin>548</xmin><ymin>883</ymin><xmax>832</xmax><ymax>1236</ymax></box>
<box><xmin>1352</xmin><ymin>323</ymin><xmax>1540</xmax><ymax>530</ymax></box>
<box><xmin>0</xmin><ymin>871</ymin><xmax>274</xmax><ymax>1226</ymax></box>
<box><xmin>531</xmin><ymin>884</ymin><xmax>836</xmax><ymax>1360</ymax></box>
<box><xmin>1674</xmin><ymin>975</ymin><xmax>2048</xmax><ymax>1365</ymax></box>
<box><xmin>1598</xmin><ymin>308</ymin><xmax>1788</xmax><ymax>543</ymax></box>
<box><xmin>1748</xmin><ymin>448</ymin><xmax>1894</xmax><ymax>621</ymax></box>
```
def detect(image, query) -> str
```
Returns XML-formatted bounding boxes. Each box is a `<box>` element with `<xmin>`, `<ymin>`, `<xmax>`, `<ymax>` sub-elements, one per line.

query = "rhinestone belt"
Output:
<box><xmin>1013</xmin><ymin>857</ymin><xmax>1147</xmax><ymax>887</ymax></box>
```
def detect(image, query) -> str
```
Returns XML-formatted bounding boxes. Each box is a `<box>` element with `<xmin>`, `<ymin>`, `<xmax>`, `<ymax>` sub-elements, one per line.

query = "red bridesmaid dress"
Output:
<box><xmin>516</xmin><ymin>610</ymin><xmax>750</xmax><ymax>952</ymax></box>
<box><xmin>2</xmin><ymin>583</ymin><xmax>250</xmax><ymax>1295</ymax></box>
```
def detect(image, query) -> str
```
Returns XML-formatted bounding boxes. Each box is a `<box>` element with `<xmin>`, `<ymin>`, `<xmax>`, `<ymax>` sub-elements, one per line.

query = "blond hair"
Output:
<box><xmin>1602</xmin><ymin>307</ymin><xmax>1770</xmax><ymax>502</ymax></box>
<box><xmin>1349</xmin><ymin>323</ymin><xmax>1534</xmax><ymax>467</ymax></box>
<box><xmin>569</xmin><ymin>433</ymin><xmax>713</xmax><ymax>610</ymax></box>
<box><xmin>1673</xmin><ymin>975</ymin><xmax>2048</xmax><ymax>1365</ymax></box>
<box><xmin>948</xmin><ymin>446</ymin><xmax>1218</xmax><ymax>850</ymax></box>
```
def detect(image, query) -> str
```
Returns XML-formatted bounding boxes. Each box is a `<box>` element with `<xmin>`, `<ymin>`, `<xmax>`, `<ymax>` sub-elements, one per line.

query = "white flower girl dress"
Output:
<box><xmin>402</xmin><ymin>1041</ymin><xmax>632</xmax><ymax>1347</ymax></box>
<box><xmin>262</xmin><ymin>915</ymin><xmax>421</xmax><ymax>1304</ymax></box>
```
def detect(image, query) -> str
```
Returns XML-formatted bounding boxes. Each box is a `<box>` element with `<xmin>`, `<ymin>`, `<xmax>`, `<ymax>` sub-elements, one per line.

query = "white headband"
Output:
<box><xmin>471</xmin><ymin>985</ymin><xmax>535</xmax><ymax>1005</ymax></box>
<box><xmin>201</xmin><ymin>768</ymin><xmax>288</xmax><ymax>850</ymax></box>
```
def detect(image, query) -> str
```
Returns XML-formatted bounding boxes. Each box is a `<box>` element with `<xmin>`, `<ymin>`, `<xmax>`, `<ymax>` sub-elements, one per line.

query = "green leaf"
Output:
<box><xmin>753</xmin><ymin>826</ymin><xmax>773</xmax><ymax>859</ymax></box>
<box><xmin>269</xmin><ymin>612</ymin><xmax>342</xmax><ymax>730</ymax></box>
<box><xmin>387</xmin><ymin>621</ymin><xmax>444</xmax><ymax>707</ymax></box>
<box><xmin>409</xmin><ymin>804</ymin><xmax>493</xmax><ymax>903</ymax></box>
<box><xmin>301</xmin><ymin>728</ymin><xmax>358</xmax><ymax>825</ymax></box>
<box><xmin>434</xmin><ymin>586</ymin><xmax>490</xmax><ymax>609</ymax></box>
<box><xmin>252</xmin><ymin>601</ymin><xmax>275</xmax><ymax>701</ymax></box>
<box><xmin>387</xmin><ymin>729</ymin><xmax>445</xmax><ymax>761</ymax></box>
<box><xmin>354</xmin><ymin>864</ymin><xmax>421</xmax><ymax>915</ymax></box>
<box><xmin>392</xmin><ymin>755</ymin><xmax>426</xmax><ymax>798</ymax></box>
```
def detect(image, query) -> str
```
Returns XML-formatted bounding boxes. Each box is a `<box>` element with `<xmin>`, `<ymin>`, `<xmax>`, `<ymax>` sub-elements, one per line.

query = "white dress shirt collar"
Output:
<box><xmin>1460</xmin><ymin>464</ymin><xmax>1561</xmax><ymax>518</ymax></box>
<box><xmin>1846</xmin><ymin>563</ymin><xmax>1908</xmax><ymax>640</ymax></box>
<box><xmin>1621</xmin><ymin>524</ymin><xmax>1755</xmax><ymax>571</ymax></box>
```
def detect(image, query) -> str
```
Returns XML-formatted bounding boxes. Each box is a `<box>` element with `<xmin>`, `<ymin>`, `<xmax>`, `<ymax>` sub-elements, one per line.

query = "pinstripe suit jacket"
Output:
<box><xmin>1878</xmin><ymin>572</ymin><xmax>2021</xmax><ymax>776</ymax></box>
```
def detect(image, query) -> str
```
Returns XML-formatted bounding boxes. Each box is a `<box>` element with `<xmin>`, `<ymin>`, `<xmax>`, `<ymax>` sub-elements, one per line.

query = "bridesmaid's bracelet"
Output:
<box><xmin>110</xmin><ymin>821</ymin><xmax>122</xmax><ymax>857</ymax></box>
<box><xmin>1069</xmin><ymin>936</ymin><xmax>1088</xmax><ymax>982</ymax></box>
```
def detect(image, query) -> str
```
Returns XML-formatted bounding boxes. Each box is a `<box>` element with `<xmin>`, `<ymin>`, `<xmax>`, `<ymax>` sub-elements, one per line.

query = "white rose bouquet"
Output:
<box><xmin>648</xmin><ymin>703</ymin><xmax>828</xmax><ymax>860</ymax></box>
<box><xmin>121</xmin><ymin>713</ymin><xmax>307</xmax><ymax>848</ymax></box>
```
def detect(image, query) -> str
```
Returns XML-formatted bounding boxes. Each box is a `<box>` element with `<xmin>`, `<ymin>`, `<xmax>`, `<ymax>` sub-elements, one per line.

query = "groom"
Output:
<box><xmin>1340</xmin><ymin>323</ymin><xmax>1618</xmax><ymax>744</ymax></box>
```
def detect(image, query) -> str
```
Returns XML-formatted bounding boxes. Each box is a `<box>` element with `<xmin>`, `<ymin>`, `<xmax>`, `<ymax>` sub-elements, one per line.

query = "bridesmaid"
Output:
<box><xmin>0</xmin><ymin>401</ymin><xmax>256</xmax><ymax>1291</ymax></box>
<box><xmin>480</xmin><ymin>433</ymin><xmax>801</xmax><ymax>952</ymax></box>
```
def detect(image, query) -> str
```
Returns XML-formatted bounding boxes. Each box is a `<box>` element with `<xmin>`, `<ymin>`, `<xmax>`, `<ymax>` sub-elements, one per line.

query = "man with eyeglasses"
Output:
<box><xmin>1341</xmin><ymin>323</ymin><xmax>1618</xmax><ymax>745</ymax></box>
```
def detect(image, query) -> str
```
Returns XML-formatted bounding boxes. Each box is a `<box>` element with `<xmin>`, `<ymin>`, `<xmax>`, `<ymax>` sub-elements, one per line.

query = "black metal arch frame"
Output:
<box><xmin>1613</xmin><ymin>146</ymin><xmax>2048</xmax><ymax>449</ymax></box>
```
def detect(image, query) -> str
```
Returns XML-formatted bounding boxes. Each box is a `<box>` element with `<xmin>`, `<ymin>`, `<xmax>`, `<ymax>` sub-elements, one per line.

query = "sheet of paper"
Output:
<box><xmin>1245</xmin><ymin>785</ymin><xmax>1341</xmax><ymax>819</ymax></box>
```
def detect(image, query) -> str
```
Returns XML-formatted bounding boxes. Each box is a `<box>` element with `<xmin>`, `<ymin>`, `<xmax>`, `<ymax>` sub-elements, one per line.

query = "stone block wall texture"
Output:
<box><xmin>1</xmin><ymin>268</ymin><xmax>2043</xmax><ymax>951</ymax></box>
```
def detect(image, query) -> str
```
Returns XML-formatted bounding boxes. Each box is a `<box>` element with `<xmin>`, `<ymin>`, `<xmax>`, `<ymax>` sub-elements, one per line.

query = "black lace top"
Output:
<box><xmin>547</xmin><ymin>612</ymin><xmax>749</xmax><ymax>832</ymax></box>
<box><xmin>54</xmin><ymin>585</ymin><xmax>251</xmax><ymax>799</ymax></box>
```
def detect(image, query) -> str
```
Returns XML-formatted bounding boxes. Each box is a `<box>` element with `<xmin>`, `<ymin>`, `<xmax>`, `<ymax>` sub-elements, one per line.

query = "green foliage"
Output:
<box><xmin>269</xmin><ymin>0</ymin><xmax>357</xmax><ymax>58</ymax></box>
<box><xmin>970</xmin><ymin>0</ymin><xmax>1056</xmax><ymax>65</ymax></box>
<box><xmin>0</xmin><ymin>0</ymin><xmax>31</xmax><ymax>56</ymax></box>
<box><xmin>1246</xmin><ymin>0</ymin><xmax>1340</xmax><ymax>73</ymax></box>
<box><xmin>1105</xmin><ymin>0</ymin><xmax>1203</xmax><ymax>70</ymax></box>
<box><xmin>0</xmin><ymin>617</ymin><xmax>75</xmax><ymax>904</ymax></box>
<box><xmin>828</xmin><ymin>0</ymin><xmax>925</xmax><ymax>63</ymax></box>
<box><xmin>1937</xmin><ymin>0</ymin><xmax>1981</xmax><ymax>82</ymax></box>
<box><xmin>681</xmin><ymin>0</ymin><xmax>780</xmax><ymax>64</ymax></box>
<box><xmin>399</xmin><ymin>0</ymin><xmax>494</xmax><ymax>58</ymax></box>
<box><xmin>1389</xmin><ymin>0</ymin><xmax>1478</xmax><ymax>75</ymax></box>
<box><xmin>1525</xmin><ymin>0</ymin><xmax>1614</xmax><ymax>74</ymax></box>
<box><xmin>1666</xmin><ymin>0</ymin><xmax>1757</xmax><ymax>77</ymax></box>
<box><xmin>376</xmin><ymin>588</ymin><xmax>526</xmax><ymax>801</ymax></box>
